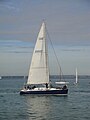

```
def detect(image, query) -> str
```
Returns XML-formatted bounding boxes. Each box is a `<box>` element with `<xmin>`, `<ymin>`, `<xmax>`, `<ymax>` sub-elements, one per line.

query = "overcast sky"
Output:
<box><xmin>0</xmin><ymin>0</ymin><xmax>90</xmax><ymax>76</ymax></box>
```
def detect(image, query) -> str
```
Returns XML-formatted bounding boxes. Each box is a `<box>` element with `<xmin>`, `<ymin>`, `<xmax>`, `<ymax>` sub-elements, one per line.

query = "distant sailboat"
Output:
<box><xmin>20</xmin><ymin>22</ymin><xmax>68</xmax><ymax>95</ymax></box>
<box><xmin>74</xmin><ymin>68</ymin><xmax>78</xmax><ymax>84</ymax></box>
<box><xmin>0</xmin><ymin>76</ymin><xmax>2</xmax><ymax>80</ymax></box>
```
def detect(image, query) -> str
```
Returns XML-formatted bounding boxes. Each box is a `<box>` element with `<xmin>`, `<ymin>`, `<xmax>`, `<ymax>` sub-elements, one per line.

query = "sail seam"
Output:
<box><xmin>31</xmin><ymin>67</ymin><xmax>48</xmax><ymax>69</ymax></box>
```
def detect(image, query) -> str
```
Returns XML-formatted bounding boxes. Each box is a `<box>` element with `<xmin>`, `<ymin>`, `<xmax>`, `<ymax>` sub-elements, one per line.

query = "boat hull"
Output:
<box><xmin>20</xmin><ymin>89</ymin><xmax>68</xmax><ymax>95</ymax></box>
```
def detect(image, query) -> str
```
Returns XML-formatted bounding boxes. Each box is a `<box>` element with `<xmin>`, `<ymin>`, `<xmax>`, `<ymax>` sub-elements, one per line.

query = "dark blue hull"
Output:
<box><xmin>20</xmin><ymin>89</ymin><xmax>68</xmax><ymax>95</ymax></box>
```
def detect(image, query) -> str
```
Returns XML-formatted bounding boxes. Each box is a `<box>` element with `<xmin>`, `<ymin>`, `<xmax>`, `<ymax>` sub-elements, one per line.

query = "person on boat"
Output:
<box><xmin>26</xmin><ymin>85</ymin><xmax>31</xmax><ymax>90</ymax></box>
<box><xmin>32</xmin><ymin>86</ymin><xmax>36</xmax><ymax>89</ymax></box>
<box><xmin>62</xmin><ymin>85</ymin><xmax>67</xmax><ymax>90</ymax></box>
<box><xmin>45</xmin><ymin>83</ymin><xmax>48</xmax><ymax>88</ymax></box>
<box><xmin>27</xmin><ymin>86</ymin><xmax>29</xmax><ymax>89</ymax></box>
<box><xmin>24</xmin><ymin>86</ymin><xmax>26</xmax><ymax>89</ymax></box>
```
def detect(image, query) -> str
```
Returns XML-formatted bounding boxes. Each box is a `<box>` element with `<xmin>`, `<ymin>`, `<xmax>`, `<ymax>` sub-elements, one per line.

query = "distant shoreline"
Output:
<box><xmin>0</xmin><ymin>75</ymin><xmax>90</xmax><ymax>79</ymax></box>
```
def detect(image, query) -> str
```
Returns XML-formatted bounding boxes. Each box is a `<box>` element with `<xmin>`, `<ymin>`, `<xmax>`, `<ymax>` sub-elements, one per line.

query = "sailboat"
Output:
<box><xmin>74</xmin><ymin>68</ymin><xmax>78</xmax><ymax>84</ymax></box>
<box><xmin>20</xmin><ymin>22</ymin><xmax>68</xmax><ymax>95</ymax></box>
<box><xmin>0</xmin><ymin>76</ymin><xmax>2</xmax><ymax>80</ymax></box>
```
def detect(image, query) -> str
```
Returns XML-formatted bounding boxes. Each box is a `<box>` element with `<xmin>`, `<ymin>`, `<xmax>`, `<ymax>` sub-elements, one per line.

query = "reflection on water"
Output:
<box><xmin>26</xmin><ymin>96</ymin><xmax>53</xmax><ymax>120</ymax></box>
<box><xmin>25</xmin><ymin>95</ymin><xmax>68</xmax><ymax>120</ymax></box>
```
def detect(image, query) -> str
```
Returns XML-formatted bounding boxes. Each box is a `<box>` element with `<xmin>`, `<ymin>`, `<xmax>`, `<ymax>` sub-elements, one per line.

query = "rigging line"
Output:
<box><xmin>46</xmin><ymin>26</ymin><xmax>65</xmax><ymax>81</ymax></box>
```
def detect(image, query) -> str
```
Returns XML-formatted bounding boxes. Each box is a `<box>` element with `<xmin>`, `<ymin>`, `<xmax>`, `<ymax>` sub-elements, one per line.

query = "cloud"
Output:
<box><xmin>0</xmin><ymin>1</ymin><xmax>90</xmax><ymax>45</ymax></box>
<box><xmin>0</xmin><ymin>1</ymin><xmax>19</xmax><ymax>12</ymax></box>
<box><xmin>0</xmin><ymin>40</ymin><xmax>33</xmax><ymax>54</ymax></box>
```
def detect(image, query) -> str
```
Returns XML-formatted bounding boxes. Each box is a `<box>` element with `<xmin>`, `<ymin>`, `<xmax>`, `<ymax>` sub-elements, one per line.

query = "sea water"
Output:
<box><xmin>0</xmin><ymin>77</ymin><xmax>90</xmax><ymax>120</ymax></box>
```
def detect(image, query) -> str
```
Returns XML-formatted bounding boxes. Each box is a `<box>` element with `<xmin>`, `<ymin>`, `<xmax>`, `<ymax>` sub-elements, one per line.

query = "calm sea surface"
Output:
<box><xmin>0</xmin><ymin>77</ymin><xmax>90</xmax><ymax>120</ymax></box>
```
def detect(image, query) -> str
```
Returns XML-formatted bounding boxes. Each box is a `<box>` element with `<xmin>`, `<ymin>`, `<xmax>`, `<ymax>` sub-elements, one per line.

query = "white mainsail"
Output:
<box><xmin>27</xmin><ymin>22</ymin><xmax>49</xmax><ymax>85</ymax></box>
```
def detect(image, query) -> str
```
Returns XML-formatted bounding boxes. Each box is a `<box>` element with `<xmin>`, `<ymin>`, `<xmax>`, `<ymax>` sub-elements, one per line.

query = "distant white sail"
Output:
<box><xmin>27</xmin><ymin>22</ymin><xmax>49</xmax><ymax>84</ymax></box>
<box><xmin>75</xmin><ymin>68</ymin><xmax>78</xmax><ymax>84</ymax></box>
